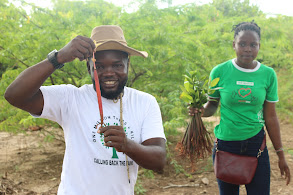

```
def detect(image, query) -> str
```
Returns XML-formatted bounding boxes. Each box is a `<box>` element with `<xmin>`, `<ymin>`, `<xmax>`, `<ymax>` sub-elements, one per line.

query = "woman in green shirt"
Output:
<box><xmin>190</xmin><ymin>21</ymin><xmax>290</xmax><ymax>194</ymax></box>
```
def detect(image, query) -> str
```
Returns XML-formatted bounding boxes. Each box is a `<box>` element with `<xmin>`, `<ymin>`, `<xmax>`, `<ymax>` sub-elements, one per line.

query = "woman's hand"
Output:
<box><xmin>188</xmin><ymin>100</ymin><xmax>219</xmax><ymax>117</ymax></box>
<box><xmin>188</xmin><ymin>106</ymin><xmax>204</xmax><ymax>116</ymax></box>
<box><xmin>278</xmin><ymin>157</ymin><xmax>291</xmax><ymax>185</ymax></box>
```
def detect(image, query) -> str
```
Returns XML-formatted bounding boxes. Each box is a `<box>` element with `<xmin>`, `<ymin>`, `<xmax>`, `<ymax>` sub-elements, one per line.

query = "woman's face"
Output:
<box><xmin>233</xmin><ymin>30</ymin><xmax>260</xmax><ymax>68</ymax></box>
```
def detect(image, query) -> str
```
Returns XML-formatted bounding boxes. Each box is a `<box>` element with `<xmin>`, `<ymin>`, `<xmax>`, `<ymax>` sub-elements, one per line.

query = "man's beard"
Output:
<box><xmin>92</xmin><ymin>77</ymin><xmax>128</xmax><ymax>99</ymax></box>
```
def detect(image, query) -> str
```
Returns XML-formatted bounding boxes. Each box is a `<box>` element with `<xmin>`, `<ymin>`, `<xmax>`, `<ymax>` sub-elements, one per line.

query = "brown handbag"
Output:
<box><xmin>214</xmin><ymin>134</ymin><xmax>266</xmax><ymax>185</ymax></box>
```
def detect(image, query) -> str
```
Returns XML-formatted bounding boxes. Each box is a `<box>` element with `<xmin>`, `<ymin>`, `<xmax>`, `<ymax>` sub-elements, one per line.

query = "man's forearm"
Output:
<box><xmin>124</xmin><ymin>138</ymin><xmax>166</xmax><ymax>173</ymax></box>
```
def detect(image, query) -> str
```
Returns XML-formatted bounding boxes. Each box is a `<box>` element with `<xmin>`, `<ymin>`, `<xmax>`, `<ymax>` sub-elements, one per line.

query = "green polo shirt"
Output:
<box><xmin>209</xmin><ymin>59</ymin><xmax>278</xmax><ymax>141</ymax></box>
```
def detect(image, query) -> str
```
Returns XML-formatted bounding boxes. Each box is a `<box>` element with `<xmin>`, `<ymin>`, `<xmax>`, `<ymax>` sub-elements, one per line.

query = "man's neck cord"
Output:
<box><xmin>92</xmin><ymin>53</ymin><xmax>130</xmax><ymax>184</ymax></box>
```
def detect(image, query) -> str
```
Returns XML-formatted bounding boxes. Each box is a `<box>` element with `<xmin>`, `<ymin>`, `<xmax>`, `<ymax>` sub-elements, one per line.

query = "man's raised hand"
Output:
<box><xmin>57</xmin><ymin>36</ymin><xmax>96</xmax><ymax>63</ymax></box>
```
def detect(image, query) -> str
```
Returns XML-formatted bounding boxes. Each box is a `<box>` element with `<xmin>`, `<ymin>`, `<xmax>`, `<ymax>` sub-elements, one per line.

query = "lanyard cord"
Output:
<box><xmin>92</xmin><ymin>52</ymin><xmax>104</xmax><ymax>126</ymax></box>
<box><xmin>92</xmin><ymin>53</ymin><xmax>130</xmax><ymax>183</ymax></box>
<box><xmin>119</xmin><ymin>93</ymin><xmax>130</xmax><ymax>184</ymax></box>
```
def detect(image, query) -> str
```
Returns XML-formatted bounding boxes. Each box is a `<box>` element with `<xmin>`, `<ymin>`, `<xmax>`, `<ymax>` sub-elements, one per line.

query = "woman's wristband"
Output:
<box><xmin>275</xmin><ymin>147</ymin><xmax>284</xmax><ymax>153</ymax></box>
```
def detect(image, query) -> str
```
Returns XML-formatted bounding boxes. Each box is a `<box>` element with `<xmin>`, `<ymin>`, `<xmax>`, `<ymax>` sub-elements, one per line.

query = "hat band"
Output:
<box><xmin>93</xmin><ymin>39</ymin><xmax>127</xmax><ymax>47</ymax></box>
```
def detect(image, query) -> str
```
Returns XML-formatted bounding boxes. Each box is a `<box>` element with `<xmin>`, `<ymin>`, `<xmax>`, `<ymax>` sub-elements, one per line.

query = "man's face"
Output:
<box><xmin>88</xmin><ymin>50</ymin><xmax>129</xmax><ymax>99</ymax></box>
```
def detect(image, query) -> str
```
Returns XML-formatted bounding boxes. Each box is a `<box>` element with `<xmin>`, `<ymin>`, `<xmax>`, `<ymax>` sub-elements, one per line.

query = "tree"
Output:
<box><xmin>1</xmin><ymin>0</ymin><xmax>293</xmax><ymax>135</ymax></box>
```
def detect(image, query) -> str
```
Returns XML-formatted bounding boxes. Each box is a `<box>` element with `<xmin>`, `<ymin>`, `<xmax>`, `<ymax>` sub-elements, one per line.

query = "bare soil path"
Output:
<box><xmin>0</xmin><ymin>118</ymin><xmax>292</xmax><ymax>194</ymax></box>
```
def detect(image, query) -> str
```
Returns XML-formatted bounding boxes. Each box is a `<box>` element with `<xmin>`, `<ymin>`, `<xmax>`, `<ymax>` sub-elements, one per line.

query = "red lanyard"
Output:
<box><xmin>92</xmin><ymin>52</ymin><xmax>104</xmax><ymax>127</ymax></box>
<box><xmin>92</xmin><ymin>53</ymin><xmax>130</xmax><ymax>183</ymax></box>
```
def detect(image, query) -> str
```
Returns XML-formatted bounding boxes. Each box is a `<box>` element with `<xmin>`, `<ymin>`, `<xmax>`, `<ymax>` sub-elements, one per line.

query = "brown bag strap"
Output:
<box><xmin>260</xmin><ymin>132</ymin><xmax>266</xmax><ymax>151</ymax></box>
<box><xmin>257</xmin><ymin>132</ymin><xmax>266</xmax><ymax>158</ymax></box>
<box><xmin>216</xmin><ymin>131</ymin><xmax>266</xmax><ymax>158</ymax></box>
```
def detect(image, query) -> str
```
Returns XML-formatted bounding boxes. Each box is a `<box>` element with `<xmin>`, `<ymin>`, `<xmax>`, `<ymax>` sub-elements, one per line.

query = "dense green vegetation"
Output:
<box><xmin>1</xmin><ymin>0</ymin><xmax>293</xmax><ymax>135</ymax></box>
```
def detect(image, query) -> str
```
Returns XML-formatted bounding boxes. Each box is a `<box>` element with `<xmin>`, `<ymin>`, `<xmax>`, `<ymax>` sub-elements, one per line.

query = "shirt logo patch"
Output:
<box><xmin>238</xmin><ymin>88</ymin><xmax>252</xmax><ymax>98</ymax></box>
<box><xmin>236</xmin><ymin>81</ymin><xmax>254</xmax><ymax>86</ymax></box>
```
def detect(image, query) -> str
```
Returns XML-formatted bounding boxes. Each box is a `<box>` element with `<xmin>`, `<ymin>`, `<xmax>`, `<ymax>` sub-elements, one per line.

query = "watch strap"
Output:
<box><xmin>47</xmin><ymin>49</ymin><xmax>64</xmax><ymax>69</ymax></box>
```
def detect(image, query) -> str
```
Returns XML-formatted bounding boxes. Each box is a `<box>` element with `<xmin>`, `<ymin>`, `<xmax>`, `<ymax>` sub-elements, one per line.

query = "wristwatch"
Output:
<box><xmin>47</xmin><ymin>49</ymin><xmax>64</xmax><ymax>69</ymax></box>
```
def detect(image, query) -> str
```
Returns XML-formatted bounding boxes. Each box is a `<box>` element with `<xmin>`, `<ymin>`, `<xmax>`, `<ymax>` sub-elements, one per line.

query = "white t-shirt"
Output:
<box><xmin>35</xmin><ymin>84</ymin><xmax>165</xmax><ymax>195</ymax></box>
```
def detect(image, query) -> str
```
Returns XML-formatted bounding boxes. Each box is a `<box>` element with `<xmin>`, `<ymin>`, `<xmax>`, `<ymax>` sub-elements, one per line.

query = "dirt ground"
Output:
<box><xmin>0</xmin><ymin>117</ymin><xmax>293</xmax><ymax>195</ymax></box>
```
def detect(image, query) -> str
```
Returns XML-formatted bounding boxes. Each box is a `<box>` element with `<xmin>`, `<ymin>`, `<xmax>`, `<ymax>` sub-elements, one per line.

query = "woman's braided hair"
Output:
<box><xmin>232</xmin><ymin>21</ymin><xmax>261</xmax><ymax>40</ymax></box>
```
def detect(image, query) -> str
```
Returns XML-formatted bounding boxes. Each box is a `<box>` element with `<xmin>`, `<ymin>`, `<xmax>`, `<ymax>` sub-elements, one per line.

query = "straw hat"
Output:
<box><xmin>90</xmin><ymin>25</ymin><xmax>148</xmax><ymax>58</ymax></box>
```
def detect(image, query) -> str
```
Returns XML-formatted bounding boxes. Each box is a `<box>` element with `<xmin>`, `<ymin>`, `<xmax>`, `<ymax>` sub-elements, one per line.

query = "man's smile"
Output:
<box><xmin>102</xmin><ymin>80</ymin><xmax>118</xmax><ymax>88</ymax></box>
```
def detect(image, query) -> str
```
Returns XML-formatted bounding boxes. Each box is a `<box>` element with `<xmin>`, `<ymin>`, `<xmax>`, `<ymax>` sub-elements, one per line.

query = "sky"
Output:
<box><xmin>19</xmin><ymin>0</ymin><xmax>293</xmax><ymax>17</ymax></box>
<box><xmin>109</xmin><ymin>0</ymin><xmax>293</xmax><ymax>16</ymax></box>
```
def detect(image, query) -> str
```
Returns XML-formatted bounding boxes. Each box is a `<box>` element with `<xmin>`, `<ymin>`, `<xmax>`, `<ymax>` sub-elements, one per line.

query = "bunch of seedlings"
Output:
<box><xmin>177</xmin><ymin>70</ymin><xmax>220</xmax><ymax>168</ymax></box>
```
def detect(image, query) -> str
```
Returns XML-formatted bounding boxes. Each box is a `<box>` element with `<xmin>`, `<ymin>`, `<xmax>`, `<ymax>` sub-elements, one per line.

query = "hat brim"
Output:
<box><xmin>94</xmin><ymin>41</ymin><xmax>148</xmax><ymax>58</ymax></box>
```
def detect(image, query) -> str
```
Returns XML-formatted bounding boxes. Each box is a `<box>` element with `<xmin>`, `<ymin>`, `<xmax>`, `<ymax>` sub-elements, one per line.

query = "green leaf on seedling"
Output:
<box><xmin>210</xmin><ymin>77</ymin><xmax>220</xmax><ymax>87</ymax></box>
<box><xmin>213</xmin><ymin>87</ymin><xmax>223</xmax><ymax>90</ymax></box>
<box><xmin>204</xmin><ymin>79</ymin><xmax>209</xmax><ymax>87</ymax></box>
<box><xmin>209</xmin><ymin>90</ymin><xmax>216</xmax><ymax>95</ymax></box>
<box><xmin>180</xmin><ymin>85</ymin><xmax>188</xmax><ymax>93</ymax></box>
<box><xmin>183</xmin><ymin>75</ymin><xmax>192</xmax><ymax>82</ymax></box>
<box><xmin>180</xmin><ymin>93</ymin><xmax>193</xmax><ymax>103</ymax></box>
<box><xmin>180</xmin><ymin>71</ymin><xmax>221</xmax><ymax>108</ymax></box>
<box><xmin>184</xmin><ymin>81</ymin><xmax>193</xmax><ymax>92</ymax></box>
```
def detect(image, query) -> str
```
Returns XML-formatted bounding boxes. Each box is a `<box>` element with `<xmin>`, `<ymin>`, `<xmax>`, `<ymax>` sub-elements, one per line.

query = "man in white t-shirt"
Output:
<box><xmin>5</xmin><ymin>25</ymin><xmax>166</xmax><ymax>194</ymax></box>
